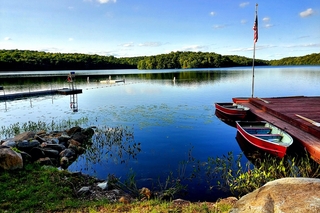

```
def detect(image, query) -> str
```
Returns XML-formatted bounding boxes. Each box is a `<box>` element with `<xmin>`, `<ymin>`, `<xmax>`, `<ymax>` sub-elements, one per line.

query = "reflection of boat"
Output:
<box><xmin>236</xmin><ymin>132</ymin><xmax>267</xmax><ymax>162</ymax></box>
<box><xmin>215</xmin><ymin>102</ymin><xmax>249</xmax><ymax>119</ymax></box>
<box><xmin>236</xmin><ymin>121</ymin><xmax>293</xmax><ymax>158</ymax></box>
<box><xmin>215</xmin><ymin>109</ymin><xmax>237</xmax><ymax>128</ymax></box>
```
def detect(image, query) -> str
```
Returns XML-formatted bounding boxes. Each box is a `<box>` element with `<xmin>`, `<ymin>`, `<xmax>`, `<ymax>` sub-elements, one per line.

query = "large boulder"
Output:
<box><xmin>0</xmin><ymin>147</ymin><xmax>23</xmax><ymax>170</ymax></box>
<box><xmin>230</xmin><ymin>177</ymin><xmax>320</xmax><ymax>213</ymax></box>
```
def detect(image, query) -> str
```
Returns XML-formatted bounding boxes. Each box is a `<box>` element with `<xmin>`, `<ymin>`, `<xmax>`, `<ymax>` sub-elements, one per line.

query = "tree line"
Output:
<box><xmin>0</xmin><ymin>49</ymin><xmax>319</xmax><ymax>71</ymax></box>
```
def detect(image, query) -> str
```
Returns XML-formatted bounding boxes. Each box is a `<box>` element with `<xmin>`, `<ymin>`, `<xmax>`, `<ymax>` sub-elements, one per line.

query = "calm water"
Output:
<box><xmin>1</xmin><ymin>66</ymin><xmax>320</xmax><ymax>201</ymax></box>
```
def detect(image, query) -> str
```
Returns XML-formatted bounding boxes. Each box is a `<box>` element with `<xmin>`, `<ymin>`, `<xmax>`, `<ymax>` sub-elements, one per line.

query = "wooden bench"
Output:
<box><xmin>243</xmin><ymin>127</ymin><xmax>272</xmax><ymax>134</ymax></box>
<box><xmin>253</xmin><ymin>134</ymin><xmax>283</xmax><ymax>142</ymax></box>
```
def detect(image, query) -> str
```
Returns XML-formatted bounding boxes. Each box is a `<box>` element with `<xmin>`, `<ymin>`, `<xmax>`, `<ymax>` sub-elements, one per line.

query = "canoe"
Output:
<box><xmin>232</xmin><ymin>97</ymin><xmax>250</xmax><ymax>103</ymax></box>
<box><xmin>236</xmin><ymin>121</ymin><xmax>294</xmax><ymax>158</ymax></box>
<box><xmin>215</xmin><ymin>102</ymin><xmax>250</xmax><ymax>119</ymax></box>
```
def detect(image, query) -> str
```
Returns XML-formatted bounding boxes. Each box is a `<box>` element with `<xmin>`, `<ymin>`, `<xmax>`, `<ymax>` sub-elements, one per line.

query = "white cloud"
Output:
<box><xmin>210</xmin><ymin>11</ymin><xmax>216</xmax><ymax>16</ymax></box>
<box><xmin>68</xmin><ymin>38</ymin><xmax>74</xmax><ymax>41</ymax></box>
<box><xmin>213</xmin><ymin>24</ymin><xmax>226</xmax><ymax>29</ymax></box>
<box><xmin>299</xmin><ymin>8</ymin><xmax>314</xmax><ymax>18</ymax></box>
<box><xmin>263</xmin><ymin>17</ymin><xmax>270</xmax><ymax>22</ymax></box>
<box><xmin>265</xmin><ymin>24</ymin><xmax>274</xmax><ymax>28</ymax></box>
<box><xmin>239</xmin><ymin>2</ymin><xmax>249</xmax><ymax>8</ymax></box>
<box><xmin>4</xmin><ymin>37</ymin><xmax>12</xmax><ymax>41</ymax></box>
<box><xmin>241</xmin><ymin>19</ymin><xmax>247</xmax><ymax>24</ymax></box>
<box><xmin>119</xmin><ymin>42</ymin><xmax>134</xmax><ymax>47</ymax></box>
<box><xmin>285</xmin><ymin>43</ymin><xmax>320</xmax><ymax>48</ymax></box>
<box><xmin>97</xmin><ymin>0</ymin><xmax>116</xmax><ymax>4</ymax></box>
<box><xmin>138</xmin><ymin>42</ymin><xmax>162</xmax><ymax>47</ymax></box>
<box><xmin>182</xmin><ymin>45</ymin><xmax>207</xmax><ymax>51</ymax></box>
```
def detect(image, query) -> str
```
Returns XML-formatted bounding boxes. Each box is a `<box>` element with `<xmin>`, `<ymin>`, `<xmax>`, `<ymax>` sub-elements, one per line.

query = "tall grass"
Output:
<box><xmin>0</xmin><ymin>117</ymin><xmax>89</xmax><ymax>139</ymax></box>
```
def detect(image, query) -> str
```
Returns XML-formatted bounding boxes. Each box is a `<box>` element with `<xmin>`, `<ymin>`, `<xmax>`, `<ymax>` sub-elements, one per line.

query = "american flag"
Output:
<box><xmin>253</xmin><ymin>13</ymin><xmax>258</xmax><ymax>43</ymax></box>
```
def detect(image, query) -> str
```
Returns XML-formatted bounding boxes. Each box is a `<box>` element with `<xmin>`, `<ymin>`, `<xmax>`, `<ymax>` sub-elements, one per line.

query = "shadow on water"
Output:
<box><xmin>72</xmin><ymin>126</ymin><xmax>141</xmax><ymax>173</ymax></box>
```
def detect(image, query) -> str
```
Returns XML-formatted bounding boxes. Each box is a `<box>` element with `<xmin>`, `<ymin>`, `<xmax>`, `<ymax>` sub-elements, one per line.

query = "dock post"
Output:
<box><xmin>68</xmin><ymin>72</ymin><xmax>78</xmax><ymax>112</ymax></box>
<box><xmin>0</xmin><ymin>86</ymin><xmax>7</xmax><ymax>111</ymax></box>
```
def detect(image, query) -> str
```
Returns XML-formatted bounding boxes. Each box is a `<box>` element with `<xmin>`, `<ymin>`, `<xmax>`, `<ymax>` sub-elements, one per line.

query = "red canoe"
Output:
<box><xmin>215</xmin><ymin>102</ymin><xmax>250</xmax><ymax>119</ymax></box>
<box><xmin>236</xmin><ymin>121</ymin><xmax>293</xmax><ymax>158</ymax></box>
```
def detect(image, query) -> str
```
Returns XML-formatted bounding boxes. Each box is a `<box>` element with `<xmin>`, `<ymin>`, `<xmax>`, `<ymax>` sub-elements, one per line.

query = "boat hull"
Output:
<box><xmin>236</xmin><ymin>121</ymin><xmax>293</xmax><ymax>158</ymax></box>
<box><xmin>215</xmin><ymin>103</ymin><xmax>249</xmax><ymax>119</ymax></box>
<box><xmin>232</xmin><ymin>97</ymin><xmax>250</xmax><ymax>103</ymax></box>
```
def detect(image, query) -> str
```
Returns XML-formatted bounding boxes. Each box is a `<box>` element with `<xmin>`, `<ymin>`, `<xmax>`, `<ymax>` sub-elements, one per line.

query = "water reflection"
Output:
<box><xmin>72</xmin><ymin>126</ymin><xmax>141</xmax><ymax>173</ymax></box>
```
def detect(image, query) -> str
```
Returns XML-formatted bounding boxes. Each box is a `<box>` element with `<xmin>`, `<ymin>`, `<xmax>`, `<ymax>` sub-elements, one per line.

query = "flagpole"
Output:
<box><xmin>251</xmin><ymin>3</ymin><xmax>258</xmax><ymax>98</ymax></box>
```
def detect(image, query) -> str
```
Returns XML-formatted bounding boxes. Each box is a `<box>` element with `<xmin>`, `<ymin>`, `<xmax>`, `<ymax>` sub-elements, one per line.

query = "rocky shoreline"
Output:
<box><xmin>0</xmin><ymin>126</ymin><xmax>140</xmax><ymax>202</ymax></box>
<box><xmin>0</xmin><ymin>126</ymin><xmax>95</xmax><ymax>170</ymax></box>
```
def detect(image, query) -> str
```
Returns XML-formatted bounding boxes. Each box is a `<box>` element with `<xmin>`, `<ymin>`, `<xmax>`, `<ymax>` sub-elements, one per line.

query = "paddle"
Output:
<box><xmin>257</xmin><ymin>97</ymin><xmax>270</xmax><ymax>103</ymax></box>
<box><xmin>295</xmin><ymin>114</ymin><xmax>320</xmax><ymax>127</ymax></box>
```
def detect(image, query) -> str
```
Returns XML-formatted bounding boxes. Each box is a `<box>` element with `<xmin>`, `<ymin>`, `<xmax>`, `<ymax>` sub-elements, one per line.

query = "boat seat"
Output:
<box><xmin>223</xmin><ymin>105</ymin><xmax>238</xmax><ymax>108</ymax></box>
<box><xmin>243</xmin><ymin>127</ymin><xmax>272</xmax><ymax>134</ymax></box>
<box><xmin>253</xmin><ymin>134</ymin><xmax>283</xmax><ymax>142</ymax></box>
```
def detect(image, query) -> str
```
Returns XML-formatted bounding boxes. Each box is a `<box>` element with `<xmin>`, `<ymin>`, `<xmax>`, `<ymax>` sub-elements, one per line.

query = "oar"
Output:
<box><xmin>295</xmin><ymin>114</ymin><xmax>320</xmax><ymax>127</ymax></box>
<box><xmin>256</xmin><ymin>97</ymin><xmax>270</xmax><ymax>103</ymax></box>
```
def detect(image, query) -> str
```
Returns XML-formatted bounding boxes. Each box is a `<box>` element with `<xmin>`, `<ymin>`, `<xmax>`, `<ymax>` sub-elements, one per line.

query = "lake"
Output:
<box><xmin>1</xmin><ymin>65</ymin><xmax>320</xmax><ymax>201</ymax></box>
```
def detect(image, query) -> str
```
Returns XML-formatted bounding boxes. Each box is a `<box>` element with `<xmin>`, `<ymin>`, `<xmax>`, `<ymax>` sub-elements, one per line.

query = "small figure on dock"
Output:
<box><xmin>67</xmin><ymin>74</ymin><xmax>73</xmax><ymax>82</ymax></box>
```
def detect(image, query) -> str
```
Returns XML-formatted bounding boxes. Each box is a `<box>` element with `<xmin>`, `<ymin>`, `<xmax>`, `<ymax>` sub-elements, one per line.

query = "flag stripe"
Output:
<box><xmin>253</xmin><ymin>14</ymin><xmax>258</xmax><ymax>43</ymax></box>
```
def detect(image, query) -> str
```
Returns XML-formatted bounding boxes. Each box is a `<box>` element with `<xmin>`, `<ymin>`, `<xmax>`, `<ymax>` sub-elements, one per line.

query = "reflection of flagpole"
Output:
<box><xmin>251</xmin><ymin>3</ymin><xmax>258</xmax><ymax>98</ymax></box>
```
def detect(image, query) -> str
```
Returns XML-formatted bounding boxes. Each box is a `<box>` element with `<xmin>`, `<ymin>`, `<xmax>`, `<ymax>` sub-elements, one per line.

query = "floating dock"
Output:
<box><xmin>240</xmin><ymin>96</ymin><xmax>320</xmax><ymax>162</ymax></box>
<box><xmin>0</xmin><ymin>88</ymin><xmax>82</xmax><ymax>101</ymax></box>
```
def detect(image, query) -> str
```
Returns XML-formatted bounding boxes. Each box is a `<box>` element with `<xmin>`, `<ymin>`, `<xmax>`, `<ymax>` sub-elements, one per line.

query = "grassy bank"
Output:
<box><xmin>0</xmin><ymin>163</ymin><xmax>234</xmax><ymax>213</ymax></box>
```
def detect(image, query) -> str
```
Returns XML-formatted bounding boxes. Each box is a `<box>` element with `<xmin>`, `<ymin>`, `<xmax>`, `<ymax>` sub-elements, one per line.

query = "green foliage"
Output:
<box><xmin>137</xmin><ymin>51</ymin><xmax>269</xmax><ymax>69</ymax></box>
<box><xmin>204</xmin><ymin>152</ymin><xmax>320</xmax><ymax>197</ymax></box>
<box><xmin>269</xmin><ymin>53</ymin><xmax>320</xmax><ymax>66</ymax></box>
<box><xmin>0</xmin><ymin>49</ymin><xmax>140</xmax><ymax>71</ymax></box>
<box><xmin>1</xmin><ymin>49</ymin><xmax>318</xmax><ymax>71</ymax></box>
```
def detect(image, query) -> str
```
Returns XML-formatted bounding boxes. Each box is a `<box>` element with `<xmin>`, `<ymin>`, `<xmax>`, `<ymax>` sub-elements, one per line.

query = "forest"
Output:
<box><xmin>0</xmin><ymin>49</ymin><xmax>319</xmax><ymax>71</ymax></box>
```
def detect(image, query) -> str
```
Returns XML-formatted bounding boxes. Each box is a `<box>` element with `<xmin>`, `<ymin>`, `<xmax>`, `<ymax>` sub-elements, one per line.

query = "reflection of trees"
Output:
<box><xmin>82</xmin><ymin>126</ymin><xmax>141</xmax><ymax>166</ymax></box>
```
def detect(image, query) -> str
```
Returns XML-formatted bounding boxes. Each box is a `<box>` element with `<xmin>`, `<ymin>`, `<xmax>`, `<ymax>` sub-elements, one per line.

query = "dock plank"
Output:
<box><xmin>241</xmin><ymin>96</ymin><xmax>320</xmax><ymax>162</ymax></box>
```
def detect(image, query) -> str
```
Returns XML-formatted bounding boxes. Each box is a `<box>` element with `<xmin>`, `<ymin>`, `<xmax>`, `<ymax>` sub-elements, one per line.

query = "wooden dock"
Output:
<box><xmin>240</xmin><ymin>96</ymin><xmax>320</xmax><ymax>162</ymax></box>
<box><xmin>0</xmin><ymin>88</ymin><xmax>82</xmax><ymax>101</ymax></box>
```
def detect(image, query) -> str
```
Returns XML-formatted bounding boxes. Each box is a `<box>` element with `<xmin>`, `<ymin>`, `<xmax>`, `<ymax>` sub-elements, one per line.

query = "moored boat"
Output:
<box><xmin>232</xmin><ymin>97</ymin><xmax>250</xmax><ymax>103</ymax></box>
<box><xmin>236</xmin><ymin>121</ymin><xmax>293</xmax><ymax>158</ymax></box>
<box><xmin>215</xmin><ymin>102</ymin><xmax>250</xmax><ymax>119</ymax></box>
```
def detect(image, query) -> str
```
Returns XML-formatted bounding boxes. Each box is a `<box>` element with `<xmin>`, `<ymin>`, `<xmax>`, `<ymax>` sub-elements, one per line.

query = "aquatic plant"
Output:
<box><xmin>203</xmin><ymin>151</ymin><xmax>320</xmax><ymax>196</ymax></box>
<box><xmin>0</xmin><ymin>117</ymin><xmax>89</xmax><ymax>139</ymax></box>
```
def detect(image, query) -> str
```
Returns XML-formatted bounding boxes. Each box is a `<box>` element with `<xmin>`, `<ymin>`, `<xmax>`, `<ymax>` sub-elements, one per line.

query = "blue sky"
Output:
<box><xmin>1</xmin><ymin>0</ymin><xmax>319</xmax><ymax>60</ymax></box>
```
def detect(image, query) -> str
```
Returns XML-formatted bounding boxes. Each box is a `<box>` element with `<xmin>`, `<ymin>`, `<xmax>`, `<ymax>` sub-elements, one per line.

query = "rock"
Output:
<box><xmin>1</xmin><ymin>140</ymin><xmax>16</xmax><ymax>147</ymax></box>
<box><xmin>42</xmin><ymin>148</ymin><xmax>59</xmax><ymax>158</ymax></box>
<box><xmin>17</xmin><ymin>140</ymin><xmax>40</xmax><ymax>152</ymax></box>
<box><xmin>172</xmin><ymin>198</ymin><xmax>190</xmax><ymax>206</ymax></box>
<box><xmin>82</xmin><ymin>127</ymin><xmax>95</xmax><ymax>138</ymax></box>
<box><xmin>29</xmin><ymin>147</ymin><xmax>46</xmax><ymax>160</ymax></box>
<box><xmin>77</xmin><ymin>186</ymin><xmax>91</xmax><ymax>196</ymax></box>
<box><xmin>66</xmin><ymin>126</ymin><xmax>82</xmax><ymax>136</ymax></box>
<box><xmin>0</xmin><ymin>148</ymin><xmax>23</xmax><ymax>170</ymax></box>
<box><xmin>72</xmin><ymin>132</ymin><xmax>87</xmax><ymax>144</ymax></box>
<box><xmin>119</xmin><ymin>196</ymin><xmax>130</xmax><ymax>204</ymax></box>
<box><xmin>97</xmin><ymin>181</ymin><xmax>108</xmax><ymax>190</ymax></box>
<box><xmin>230</xmin><ymin>177</ymin><xmax>320</xmax><ymax>213</ymax></box>
<box><xmin>36</xmin><ymin>157</ymin><xmax>56</xmax><ymax>166</ymax></box>
<box><xmin>19</xmin><ymin>151</ymin><xmax>32</xmax><ymax>163</ymax></box>
<box><xmin>60</xmin><ymin>156</ymin><xmax>69</xmax><ymax>168</ymax></box>
<box><xmin>13</xmin><ymin>131</ymin><xmax>36</xmax><ymax>141</ymax></box>
<box><xmin>42</xmin><ymin>143</ymin><xmax>66</xmax><ymax>152</ymax></box>
<box><xmin>60</xmin><ymin>148</ymin><xmax>75</xmax><ymax>158</ymax></box>
<box><xmin>36</xmin><ymin>130</ymin><xmax>47</xmax><ymax>135</ymax></box>
<box><xmin>69</xmin><ymin>139</ymin><xmax>81</xmax><ymax>147</ymax></box>
<box><xmin>58</xmin><ymin>134</ymin><xmax>71</xmax><ymax>143</ymax></box>
<box><xmin>34</xmin><ymin>135</ymin><xmax>46</xmax><ymax>143</ymax></box>
<box><xmin>140</xmin><ymin>187</ymin><xmax>152</xmax><ymax>199</ymax></box>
